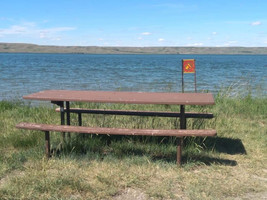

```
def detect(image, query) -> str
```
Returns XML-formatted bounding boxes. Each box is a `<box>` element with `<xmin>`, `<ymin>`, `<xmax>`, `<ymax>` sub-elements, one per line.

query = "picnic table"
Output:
<box><xmin>16</xmin><ymin>90</ymin><xmax>216</xmax><ymax>166</ymax></box>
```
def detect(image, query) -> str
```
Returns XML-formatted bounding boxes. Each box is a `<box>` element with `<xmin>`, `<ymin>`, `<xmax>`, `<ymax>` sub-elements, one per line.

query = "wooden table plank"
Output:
<box><xmin>23</xmin><ymin>90</ymin><xmax>215</xmax><ymax>105</ymax></box>
<box><xmin>16</xmin><ymin>122</ymin><xmax>217</xmax><ymax>137</ymax></box>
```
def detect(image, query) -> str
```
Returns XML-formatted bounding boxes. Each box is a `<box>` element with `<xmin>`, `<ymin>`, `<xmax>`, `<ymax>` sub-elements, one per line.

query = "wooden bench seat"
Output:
<box><xmin>16</xmin><ymin>122</ymin><xmax>216</xmax><ymax>165</ymax></box>
<box><xmin>16</xmin><ymin>122</ymin><xmax>216</xmax><ymax>137</ymax></box>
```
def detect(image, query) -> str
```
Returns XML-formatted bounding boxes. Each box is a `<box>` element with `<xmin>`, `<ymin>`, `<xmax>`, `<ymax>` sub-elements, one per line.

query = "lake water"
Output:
<box><xmin>0</xmin><ymin>53</ymin><xmax>266</xmax><ymax>100</ymax></box>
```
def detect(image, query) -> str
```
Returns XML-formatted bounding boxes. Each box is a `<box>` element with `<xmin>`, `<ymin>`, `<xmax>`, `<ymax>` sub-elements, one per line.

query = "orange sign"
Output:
<box><xmin>182</xmin><ymin>59</ymin><xmax>195</xmax><ymax>73</ymax></box>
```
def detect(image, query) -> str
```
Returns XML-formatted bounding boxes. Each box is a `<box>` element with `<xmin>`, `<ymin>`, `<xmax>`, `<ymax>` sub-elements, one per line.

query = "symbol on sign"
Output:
<box><xmin>185</xmin><ymin>63</ymin><xmax>192</xmax><ymax>70</ymax></box>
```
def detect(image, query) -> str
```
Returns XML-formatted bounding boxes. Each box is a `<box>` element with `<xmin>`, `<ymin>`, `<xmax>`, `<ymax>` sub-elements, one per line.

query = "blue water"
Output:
<box><xmin>0</xmin><ymin>53</ymin><xmax>266</xmax><ymax>100</ymax></box>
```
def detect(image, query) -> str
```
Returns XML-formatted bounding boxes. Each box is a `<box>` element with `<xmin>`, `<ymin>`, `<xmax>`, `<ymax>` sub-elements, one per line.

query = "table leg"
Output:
<box><xmin>177</xmin><ymin>137</ymin><xmax>182</xmax><ymax>165</ymax></box>
<box><xmin>66</xmin><ymin>101</ymin><xmax>71</xmax><ymax>140</ymax></box>
<box><xmin>51</xmin><ymin>101</ymin><xmax>65</xmax><ymax>148</ymax></box>
<box><xmin>59</xmin><ymin>102</ymin><xmax>66</xmax><ymax>143</ymax></box>
<box><xmin>45</xmin><ymin>131</ymin><xmax>50</xmax><ymax>159</ymax></box>
<box><xmin>78</xmin><ymin>113</ymin><xmax>82</xmax><ymax>126</ymax></box>
<box><xmin>180</xmin><ymin>105</ymin><xmax>186</xmax><ymax>129</ymax></box>
<box><xmin>78</xmin><ymin>113</ymin><xmax>86</xmax><ymax>139</ymax></box>
<box><xmin>177</xmin><ymin>105</ymin><xmax>186</xmax><ymax>166</ymax></box>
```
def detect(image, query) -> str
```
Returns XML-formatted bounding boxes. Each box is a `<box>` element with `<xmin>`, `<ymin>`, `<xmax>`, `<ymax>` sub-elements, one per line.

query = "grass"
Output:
<box><xmin>0</xmin><ymin>91</ymin><xmax>266</xmax><ymax>199</ymax></box>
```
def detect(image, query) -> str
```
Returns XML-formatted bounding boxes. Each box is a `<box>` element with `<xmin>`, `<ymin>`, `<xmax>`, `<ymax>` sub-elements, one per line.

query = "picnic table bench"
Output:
<box><xmin>16</xmin><ymin>90</ymin><xmax>216</xmax><ymax>166</ymax></box>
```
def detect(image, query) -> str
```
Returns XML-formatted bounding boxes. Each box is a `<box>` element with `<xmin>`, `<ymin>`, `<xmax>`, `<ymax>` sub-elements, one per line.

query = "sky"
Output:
<box><xmin>0</xmin><ymin>0</ymin><xmax>266</xmax><ymax>47</ymax></box>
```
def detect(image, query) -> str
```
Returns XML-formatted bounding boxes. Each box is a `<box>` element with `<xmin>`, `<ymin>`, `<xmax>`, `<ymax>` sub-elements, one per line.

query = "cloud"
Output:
<box><xmin>141</xmin><ymin>32</ymin><xmax>152</xmax><ymax>35</ymax></box>
<box><xmin>251</xmin><ymin>21</ymin><xmax>261</xmax><ymax>26</ymax></box>
<box><xmin>0</xmin><ymin>25</ymin><xmax>27</xmax><ymax>35</ymax></box>
<box><xmin>44</xmin><ymin>27</ymin><xmax>75</xmax><ymax>32</ymax></box>
<box><xmin>186</xmin><ymin>43</ymin><xmax>203</xmax><ymax>46</ymax></box>
<box><xmin>212</xmin><ymin>32</ymin><xmax>217</xmax><ymax>35</ymax></box>
<box><xmin>158</xmin><ymin>38</ymin><xmax>165</xmax><ymax>42</ymax></box>
<box><xmin>0</xmin><ymin>22</ymin><xmax>76</xmax><ymax>40</ymax></box>
<box><xmin>220</xmin><ymin>41</ymin><xmax>238</xmax><ymax>47</ymax></box>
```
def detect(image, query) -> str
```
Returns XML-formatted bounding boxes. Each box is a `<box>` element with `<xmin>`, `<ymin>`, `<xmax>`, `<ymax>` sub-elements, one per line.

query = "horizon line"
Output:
<box><xmin>1</xmin><ymin>42</ymin><xmax>267</xmax><ymax>48</ymax></box>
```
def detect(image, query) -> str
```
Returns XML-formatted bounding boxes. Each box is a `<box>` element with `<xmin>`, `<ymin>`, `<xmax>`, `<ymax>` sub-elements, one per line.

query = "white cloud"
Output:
<box><xmin>212</xmin><ymin>32</ymin><xmax>217</xmax><ymax>35</ymax></box>
<box><xmin>0</xmin><ymin>25</ymin><xmax>27</xmax><ymax>35</ymax></box>
<box><xmin>186</xmin><ymin>43</ymin><xmax>203</xmax><ymax>46</ymax></box>
<box><xmin>251</xmin><ymin>21</ymin><xmax>261</xmax><ymax>26</ymax></box>
<box><xmin>0</xmin><ymin>22</ymin><xmax>76</xmax><ymax>40</ymax></box>
<box><xmin>45</xmin><ymin>27</ymin><xmax>75</xmax><ymax>32</ymax></box>
<box><xmin>220</xmin><ymin>41</ymin><xmax>238</xmax><ymax>47</ymax></box>
<box><xmin>141</xmin><ymin>32</ymin><xmax>152</xmax><ymax>35</ymax></box>
<box><xmin>158</xmin><ymin>38</ymin><xmax>165</xmax><ymax>42</ymax></box>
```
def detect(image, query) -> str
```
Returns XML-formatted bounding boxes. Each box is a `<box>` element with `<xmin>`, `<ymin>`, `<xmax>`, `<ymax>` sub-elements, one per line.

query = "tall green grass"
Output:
<box><xmin>0</xmin><ymin>92</ymin><xmax>266</xmax><ymax>161</ymax></box>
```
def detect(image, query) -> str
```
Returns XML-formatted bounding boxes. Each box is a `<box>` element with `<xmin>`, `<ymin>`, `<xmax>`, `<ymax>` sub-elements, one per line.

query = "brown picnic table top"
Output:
<box><xmin>23</xmin><ymin>90</ymin><xmax>215</xmax><ymax>105</ymax></box>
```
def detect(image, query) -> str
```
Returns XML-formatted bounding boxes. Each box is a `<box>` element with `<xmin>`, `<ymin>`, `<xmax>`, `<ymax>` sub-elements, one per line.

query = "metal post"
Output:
<box><xmin>182</xmin><ymin>60</ymin><xmax>184</xmax><ymax>93</ymax></box>
<box><xmin>180</xmin><ymin>105</ymin><xmax>186</xmax><ymax>129</ymax></box>
<box><xmin>78</xmin><ymin>113</ymin><xmax>85</xmax><ymax>138</ymax></box>
<box><xmin>177</xmin><ymin>137</ymin><xmax>182</xmax><ymax>166</ymax></box>
<box><xmin>66</xmin><ymin>101</ymin><xmax>70</xmax><ymax>125</ymax></box>
<box><xmin>78</xmin><ymin>113</ymin><xmax>82</xmax><ymax>126</ymax></box>
<box><xmin>66</xmin><ymin>101</ymin><xmax>71</xmax><ymax>139</ymax></box>
<box><xmin>45</xmin><ymin>131</ymin><xmax>50</xmax><ymax>159</ymax></box>
<box><xmin>177</xmin><ymin>105</ymin><xmax>186</xmax><ymax>166</ymax></box>
<box><xmin>51</xmin><ymin>101</ymin><xmax>65</xmax><ymax>147</ymax></box>
<box><xmin>194</xmin><ymin>69</ymin><xmax>197</xmax><ymax>92</ymax></box>
<box><xmin>59</xmin><ymin>102</ymin><xmax>65</xmax><ymax>143</ymax></box>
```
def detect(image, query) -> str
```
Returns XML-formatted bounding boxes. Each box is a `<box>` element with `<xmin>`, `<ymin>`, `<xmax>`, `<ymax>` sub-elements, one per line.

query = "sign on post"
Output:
<box><xmin>182</xmin><ymin>59</ymin><xmax>197</xmax><ymax>92</ymax></box>
<box><xmin>183</xmin><ymin>59</ymin><xmax>195</xmax><ymax>73</ymax></box>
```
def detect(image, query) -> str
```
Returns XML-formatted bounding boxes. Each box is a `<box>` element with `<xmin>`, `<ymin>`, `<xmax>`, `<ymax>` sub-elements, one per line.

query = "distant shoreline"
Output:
<box><xmin>1</xmin><ymin>43</ymin><xmax>267</xmax><ymax>54</ymax></box>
